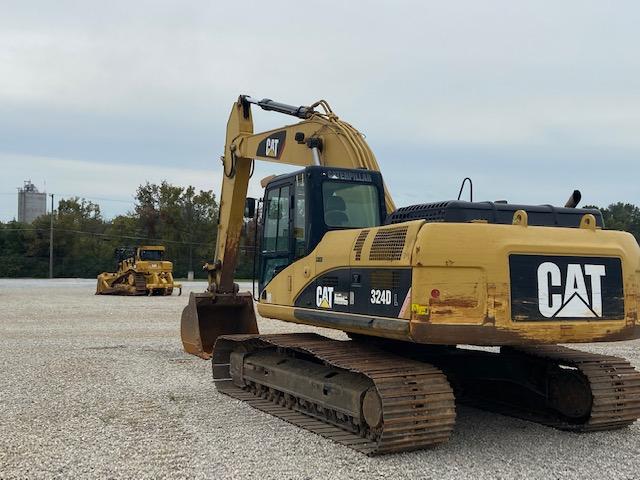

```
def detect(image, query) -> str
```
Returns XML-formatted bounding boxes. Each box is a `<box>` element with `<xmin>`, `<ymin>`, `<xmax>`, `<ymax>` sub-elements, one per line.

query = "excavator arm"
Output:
<box><xmin>214</xmin><ymin>95</ymin><xmax>394</xmax><ymax>294</ymax></box>
<box><xmin>182</xmin><ymin>95</ymin><xmax>393</xmax><ymax>357</ymax></box>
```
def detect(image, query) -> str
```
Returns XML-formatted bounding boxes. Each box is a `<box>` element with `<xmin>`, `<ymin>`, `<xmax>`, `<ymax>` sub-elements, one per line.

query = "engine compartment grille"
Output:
<box><xmin>369</xmin><ymin>226</ymin><xmax>408</xmax><ymax>261</ymax></box>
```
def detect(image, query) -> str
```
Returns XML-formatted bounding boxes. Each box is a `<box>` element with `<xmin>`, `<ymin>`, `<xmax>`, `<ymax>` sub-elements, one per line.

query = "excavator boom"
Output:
<box><xmin>181</xmin><ymin>95</ymin><xmax>392</xmax><ymax>357</ymax></box>
<box><xmin>217</xmin><ymin>95</ymin><xmax>393</xmax><ymax>293</ymax></box>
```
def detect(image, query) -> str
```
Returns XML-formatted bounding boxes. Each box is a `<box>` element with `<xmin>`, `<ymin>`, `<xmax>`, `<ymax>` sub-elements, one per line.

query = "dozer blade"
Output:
<box><xmin>180</xmin><ymin>291</ymin><xmax>258</xmax><ymax>359</ymax></box>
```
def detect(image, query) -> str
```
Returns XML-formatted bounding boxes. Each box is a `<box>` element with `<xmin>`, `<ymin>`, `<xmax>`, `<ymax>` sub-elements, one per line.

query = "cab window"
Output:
<box><xmin>263</xmin><ymin>186</ymin><xmax>290</xmax><ymax>252</ymax></box>
<box><xmin>139</xmin><ymin>250</ymin><xmax>163</xmax><ymax>261</ymax></box>
<box><xmin>293</xmin><ymin>173</ymin><xmax>306</xmax><ymax>258</ymax></box>
<box><xmin>261</xmin><ymin>185</ymin><xmax>291</xmax><ymax>287</ymax></box>
<box><xmin>322</xmin><ymin>181</ymin><xmax>380</xmax><ymax>228</ymax></box>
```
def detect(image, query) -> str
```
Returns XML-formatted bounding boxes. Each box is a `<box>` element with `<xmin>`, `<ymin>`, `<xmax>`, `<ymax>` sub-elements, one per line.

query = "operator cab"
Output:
<box><xmin>259</xmin><ymin>166</ymin><xmax>386</xmax><ymax>291</ymax></box>
<box><xmin>138</xmin><ymin>247</ymin><xmax>164</xmax><ymax>262</ymax></box>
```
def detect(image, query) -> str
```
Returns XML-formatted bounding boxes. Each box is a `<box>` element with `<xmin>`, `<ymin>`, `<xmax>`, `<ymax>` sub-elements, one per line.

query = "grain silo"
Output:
<box><xmin>18</xmin><ymin>180</ymin><xmax>47</xmax><ymax>223</ymax></box>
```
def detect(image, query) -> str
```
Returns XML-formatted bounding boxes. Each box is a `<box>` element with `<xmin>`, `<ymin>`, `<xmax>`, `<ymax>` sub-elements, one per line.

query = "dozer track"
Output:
<box><xmin>134</xmin><ymin>273</ymin><xmax>148</xmax><ymax>294</ymax></box>
<box><xmin>212</xmin><ymin>333</ymin><xmax>456</xmax><ymax>455</ymax></box>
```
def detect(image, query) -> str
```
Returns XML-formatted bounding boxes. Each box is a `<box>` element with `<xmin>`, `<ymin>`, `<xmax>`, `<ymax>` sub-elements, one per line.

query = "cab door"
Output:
<box><xmin>259</xmin><ymin>183</ymin><xmax>292</xmax><ymax>292</ymax></box>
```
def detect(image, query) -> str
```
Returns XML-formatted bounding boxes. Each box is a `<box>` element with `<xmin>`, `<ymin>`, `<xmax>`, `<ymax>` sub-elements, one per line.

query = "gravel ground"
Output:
<box><xmin>1</xmin><ymin>278</ymin><xmax>639</xmax><ymax>479</ymax></box>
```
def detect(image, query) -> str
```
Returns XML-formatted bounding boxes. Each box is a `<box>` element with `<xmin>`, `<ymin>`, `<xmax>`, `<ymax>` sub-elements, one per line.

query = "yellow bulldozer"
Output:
<box><xmin>180</xmin><ymin>95</ymin><xmax>640</xmax><ymax>455</ymax></box>
<box><xmin>96</xmin><ymin>245</ymin><xmax>181</xmax><ymax>296</ymax></box>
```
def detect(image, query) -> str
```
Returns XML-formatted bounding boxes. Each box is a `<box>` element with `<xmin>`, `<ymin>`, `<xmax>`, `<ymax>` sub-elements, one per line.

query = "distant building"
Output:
<box><xmin>18</xmin><ymin>180</ymin><xmax>46</xmax><ymax>223</ymax></box>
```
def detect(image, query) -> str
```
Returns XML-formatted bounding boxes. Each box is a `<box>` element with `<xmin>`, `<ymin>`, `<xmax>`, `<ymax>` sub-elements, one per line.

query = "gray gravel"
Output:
<box><xmin>1</xmin><ymin>278</ymin><xmax>639</xmax><ymax>479</ymax></box>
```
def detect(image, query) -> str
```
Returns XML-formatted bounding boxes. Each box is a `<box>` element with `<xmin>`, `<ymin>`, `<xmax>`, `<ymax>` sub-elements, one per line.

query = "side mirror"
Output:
<box><xmin>244</xmin><ymin>197</ymin><xmax>257</xmax><ymax>218</ymax></box>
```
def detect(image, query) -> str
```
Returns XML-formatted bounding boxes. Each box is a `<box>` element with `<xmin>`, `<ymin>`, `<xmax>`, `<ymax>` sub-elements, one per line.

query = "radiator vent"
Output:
<box><xmin>353</xmin><ymin>229</ymin><xmax>370</xmax><ymax>261</ymax></box>
<box><xmin>369</xmin><ymin>226</ymin><xmax>408</xmax><ymax>261</ymax></box>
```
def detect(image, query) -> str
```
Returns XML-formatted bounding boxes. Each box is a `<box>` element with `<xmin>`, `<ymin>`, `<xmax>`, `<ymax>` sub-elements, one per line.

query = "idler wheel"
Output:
<box><xmin>548</xmin><ymin>369</ymin><xmax>592</xmax><ymax>419</ymax></box>
<box><xmin>362</xmin><ymin>387</ymin><xmax>383</xmax><ymax>428</ymax></box>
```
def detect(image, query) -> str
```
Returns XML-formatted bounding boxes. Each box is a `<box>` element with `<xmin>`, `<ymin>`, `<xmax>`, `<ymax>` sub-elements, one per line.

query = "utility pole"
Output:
<box><xmin>187</xmin><ymin>198</ymin><xmax>194</xmax><ymax>281</ymax></box>
<box><xmin>49</xmin><ymin>193</ymin><xmax>54</xmax><ymax>279</ymax></box>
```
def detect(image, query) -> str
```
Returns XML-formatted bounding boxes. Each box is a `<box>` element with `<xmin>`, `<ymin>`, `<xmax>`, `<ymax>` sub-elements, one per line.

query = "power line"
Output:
<box><xmin>0</xmin><ymin>227</ymin><xmax>211</xmax><ymax>246</ymax></box>
<box><xmin>0</xmin><ymin>226</ymin><xmax>254</xmax><ymax>250</ymax></box>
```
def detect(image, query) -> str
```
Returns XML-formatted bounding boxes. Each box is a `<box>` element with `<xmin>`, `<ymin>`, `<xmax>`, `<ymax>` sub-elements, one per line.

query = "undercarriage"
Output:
<box><xmin>213</xmin><ymin>333</ymin><xmax>456</xmax><ymax>455</ymax></box>
<box><xmin>368</xmin><ymin>338</ymin><xmax>640</xmax><ymax>432</ymax></box>
<box><xmin>212</xmin><ymin>333</ymin><xmax>640</xmax><ymax>455</ymax></box>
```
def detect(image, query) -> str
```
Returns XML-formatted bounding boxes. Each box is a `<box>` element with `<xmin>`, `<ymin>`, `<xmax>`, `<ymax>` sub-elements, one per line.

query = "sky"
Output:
<box><xmin>1</xmin><ymin>0</ymin><xmax>639</xmax><ymax>221</ymax></box>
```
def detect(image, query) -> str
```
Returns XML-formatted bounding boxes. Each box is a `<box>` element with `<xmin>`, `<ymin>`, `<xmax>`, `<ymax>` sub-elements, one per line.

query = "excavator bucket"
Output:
<box><xmin>180</xmin><ymin>291</ymin><xmax>259</xmax><ymax>359</ymax></box>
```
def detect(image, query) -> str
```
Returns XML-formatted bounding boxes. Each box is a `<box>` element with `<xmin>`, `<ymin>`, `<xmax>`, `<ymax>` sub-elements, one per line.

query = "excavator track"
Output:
<box><xmin>212</xmin><ymin>333</ymin><xmax>456</xmax><ymax>455</ymax></box>
<box><xmin>347</xmin><ymin>338</ymin><xmax>640</xmax><ymax>433</ymax></box>
<box><xmin>415</xmin><ymin>344</ymin><xmax>640</xmax><ymax>432</ymax></box>
<box><xmin>506</xmin><ymin>345</ymin><xmax>640</xmax><ymax>431</ymax></box>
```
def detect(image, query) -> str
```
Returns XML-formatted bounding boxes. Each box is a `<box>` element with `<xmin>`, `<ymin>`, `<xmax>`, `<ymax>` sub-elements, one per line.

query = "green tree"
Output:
<box><xmin>39</xmin><ymin>198</ymin><xmax>111</xmax><ymax>277</ymax></box>
<box><xmin>0</xmin><ymin>220</ymin><xmax>45</xmax><ymax>277</ymax></box>
<box><xmin>584</xmin><ymin>203</ymin><xmax>640</xmax><ymax>243</ymax></box>
<box><xmin>130</xmin><ymin>181</ymin><xmax>219</xmax><ymax>277</ymax></box>
<box><xmin>601</xmin><ymin>203</ymin><xmax>640</xmax><ymax>241</ymax></box>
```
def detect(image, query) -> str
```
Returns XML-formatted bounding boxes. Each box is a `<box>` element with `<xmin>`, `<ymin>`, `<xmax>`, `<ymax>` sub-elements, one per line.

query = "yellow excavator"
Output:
<box><xmin>96</xmin><ymin>246</ymin><xmax>181</xmax><ymax>296</ymax></box>
<box><xmin>180</xmin><ymin>95</ymin><xmax>640</xmax><ymax>455</ymax></box>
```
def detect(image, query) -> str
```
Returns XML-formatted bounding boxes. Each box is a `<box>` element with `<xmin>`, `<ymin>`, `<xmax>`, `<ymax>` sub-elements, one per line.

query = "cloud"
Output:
<box><xmin>1</xmin><ymin>0</ymin><xmax>639</xmax><ymax>220</ymax></box>
<box><xmin>0</xmin><ymin>151</ymin><xmax>284</xmax><ymax>221</ymax></box>
<box><xmin>0</xmin><ymin>152</ymin><xmax>225</xmax><ymax>220</ymax></box>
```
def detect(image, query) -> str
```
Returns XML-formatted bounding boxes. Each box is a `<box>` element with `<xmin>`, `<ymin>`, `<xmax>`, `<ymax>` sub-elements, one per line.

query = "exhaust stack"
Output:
<box><xmin>564</xmin><ymin>190</ymin><xmax>582</xmax><ymax>208</ymax></box>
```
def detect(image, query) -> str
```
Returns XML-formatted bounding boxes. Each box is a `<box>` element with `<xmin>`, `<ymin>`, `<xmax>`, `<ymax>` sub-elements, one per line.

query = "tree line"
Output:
<box><xmin>586</xmin><ymin>203</ymin><xmax>640</xmax><ymax>240</ymax></box>
<box><xmin>0</xmin><ymin>181</ymin><xmax>256</xmax><ymax>279</ymax></box>
<box><xmin>0</xmin><ymin>184</ymin><xmax>638</xmax><ymax>279</ymax></box>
